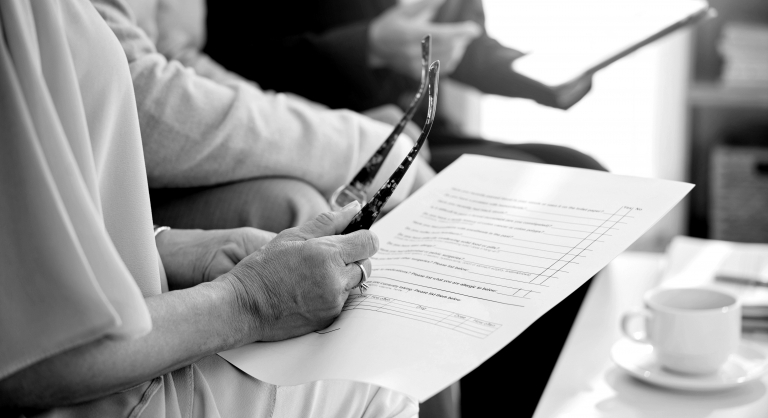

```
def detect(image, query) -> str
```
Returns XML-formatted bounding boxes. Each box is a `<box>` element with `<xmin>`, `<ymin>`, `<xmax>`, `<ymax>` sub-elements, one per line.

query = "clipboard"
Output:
<box><xmin>487</xmin><ymin>0</ymin><xmax>711</xmax><ymax>89</ymax></box>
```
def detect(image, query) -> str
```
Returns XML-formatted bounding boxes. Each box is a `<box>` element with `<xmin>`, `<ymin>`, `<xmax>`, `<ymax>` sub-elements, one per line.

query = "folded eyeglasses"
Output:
<box><xmin>332</xmin><ymin>35</ymin><xmax>440</xmax><ymax>234</ymax></box>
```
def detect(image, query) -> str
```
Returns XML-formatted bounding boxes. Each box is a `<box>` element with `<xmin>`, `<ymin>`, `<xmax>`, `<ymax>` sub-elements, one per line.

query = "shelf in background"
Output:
<box><xmin>689</xmin><ymin>82</ymin><xmax>768</xmax><ymax>108</ymax></box>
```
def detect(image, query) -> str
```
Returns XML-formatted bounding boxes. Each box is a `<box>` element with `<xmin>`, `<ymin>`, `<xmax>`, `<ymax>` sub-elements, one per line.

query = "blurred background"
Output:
<box><xmin>441</xmin><ymin>0</ymin><xmax>768</xmax><ymax>251</ymax></box>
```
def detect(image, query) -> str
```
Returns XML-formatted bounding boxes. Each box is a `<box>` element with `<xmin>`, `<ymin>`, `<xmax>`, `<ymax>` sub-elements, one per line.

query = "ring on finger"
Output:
<box><xmin>353</xmin><ymin>260</ymin><xmax>369</xmax><ymax>295</ymax></box>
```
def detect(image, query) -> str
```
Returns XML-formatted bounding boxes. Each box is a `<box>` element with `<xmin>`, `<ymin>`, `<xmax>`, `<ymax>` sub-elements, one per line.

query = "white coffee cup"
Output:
<box><xmin>621</xmin><ymin>287</ymin><xmax>741</xmax><ymax>375</ymax></box>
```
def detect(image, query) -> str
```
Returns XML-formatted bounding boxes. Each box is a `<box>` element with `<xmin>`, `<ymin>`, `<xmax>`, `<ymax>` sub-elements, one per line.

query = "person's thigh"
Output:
<box><xmin>273</xmin><ymin>380</ymin><xmax>418</xmax><ymax>418</ymax></box>
<box><xmin>427</xmin><ymin>136</ymin><xmax>545</xmax><ymax>172</ymax></box>
<box><xmin>149</xmin><ymin>178</ymin><xmax>331</xmax><ymax>233</ymax></box>
<box><xmin>460</xmin><ymin>279</ymin><xmax>593</xmax><ymax>417</ymax></box>
<box><xmin>514</xmin><ymin>143</ymin><xmax>607</xmax><ymax>171</ymax></box>
<box><xmin>427</xmin><ymin>135</ymin><xmax>607</xmax><ymax>172</ymax></box>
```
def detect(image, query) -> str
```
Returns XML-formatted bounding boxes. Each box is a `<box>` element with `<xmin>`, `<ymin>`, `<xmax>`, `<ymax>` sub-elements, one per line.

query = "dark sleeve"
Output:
<box><xmin>436</xmin><ymin>0</ymin><xmax>562</xmax><ymax>108</ymax></box>
<box><xmin>204</xmin><ymin>1</ymin><xmax>406</xmax><ymax>111</ymax></box>
<box><xmin>274</xmin><ymin>21</ymin><xmax>392</xmax><ymax>110</ymax></box>
<box><xmin>452</xmin><ymin>35</ymin><xmax>564</xmax><ymax>108</ymax></box>
<box><xmin>264</xmin><ymin>20</ymin><xmax>416</xmax><ymax>111</ymax></box>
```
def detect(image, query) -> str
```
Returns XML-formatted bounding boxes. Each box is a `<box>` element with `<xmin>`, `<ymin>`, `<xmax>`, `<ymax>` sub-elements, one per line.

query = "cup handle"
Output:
<box><xmin>621</xmin><ymin>309</ymin><xmax>651</xmax><ymax>343</ymax></box>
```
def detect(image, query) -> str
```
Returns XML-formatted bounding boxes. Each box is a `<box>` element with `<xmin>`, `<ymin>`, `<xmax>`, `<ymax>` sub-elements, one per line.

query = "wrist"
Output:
<box><xmin>215</xmin><ymin>270</ymin><xmax>265</xmax><ymax>344</ymax></box>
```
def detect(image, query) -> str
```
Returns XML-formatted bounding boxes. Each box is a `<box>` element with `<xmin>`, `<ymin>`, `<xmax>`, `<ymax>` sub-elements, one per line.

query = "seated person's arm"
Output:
<box><xmin>154</xmin><ymin>27</ymin><xmax>331</xmax><ymax>113</ymax></box>
<box><xmin>0</xmin><ymin>206</ymin><xmax>375</xmax><ymax>409</ymax></box>
<box><xmin>92</xmin><ymin>0</ymin><xmax>399</xmax><ymax>197</ymax></box>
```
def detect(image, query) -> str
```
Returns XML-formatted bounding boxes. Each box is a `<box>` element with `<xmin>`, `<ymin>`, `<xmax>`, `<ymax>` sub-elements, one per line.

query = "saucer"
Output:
<box><xmin>611</xmin><ymin>338</ymin><xmax>768</xmax><ymax>391</ymax></box>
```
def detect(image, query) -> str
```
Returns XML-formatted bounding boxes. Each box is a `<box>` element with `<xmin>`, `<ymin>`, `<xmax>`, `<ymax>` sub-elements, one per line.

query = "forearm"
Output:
<box><xmin>175</xmin><ymin>48</ymin><xmax>253</xmax><ymax>87</ymax></box>
<box><xmin>128</xmin><ymin>50</ymin><xmax>377</xmax><ymax>194</ymax></box>
<box><xmin>135</xmin><ymin>62</ymin><xmax>391</xmax><ymax>194</ymax></box>
<box><xmin>0</xmin><ymin>279</ymin><xmax>251</xmax><ymax>409</ymax></box>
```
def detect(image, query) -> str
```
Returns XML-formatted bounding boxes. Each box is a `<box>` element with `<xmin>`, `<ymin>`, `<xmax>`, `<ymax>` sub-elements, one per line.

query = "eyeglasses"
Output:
<box><xmin>330</xmin><ymin>35</ymin><xmax>433</xmax><ymax>212</ymax></box>
<box><xmin>341</xmin><ymin>59</ymin><xmax>440</xmax><ymax>234</ymax></box>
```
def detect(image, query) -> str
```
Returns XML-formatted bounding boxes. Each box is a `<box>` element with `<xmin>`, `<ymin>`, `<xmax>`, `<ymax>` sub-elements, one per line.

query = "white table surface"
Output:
<box><xmin>534</xmin><ymin>252</ymin><xmax>768</xmax><ymax>418</ymax></box>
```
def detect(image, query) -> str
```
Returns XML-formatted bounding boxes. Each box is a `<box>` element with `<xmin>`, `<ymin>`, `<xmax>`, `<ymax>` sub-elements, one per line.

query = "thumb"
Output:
<box><xmin>428</xmin><ymin>21</ymin><xmax>482</xmax><ymax>40</ymax></box>
<box><xmin>395</xmin><ymin>0</ymin><xmax>445</xmax><ymax>18</ymax></box>
<box><xmin>282</xmin><ymin>201</ymin><xmax>363</xmax><ymax>241</ymax></box>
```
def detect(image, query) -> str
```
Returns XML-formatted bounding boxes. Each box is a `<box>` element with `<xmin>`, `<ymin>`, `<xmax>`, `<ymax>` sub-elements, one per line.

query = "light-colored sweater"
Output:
<box><xmin>91</xmin><ymin>0</ymin><xmax>403</xmax><ymax>198</ymax></box>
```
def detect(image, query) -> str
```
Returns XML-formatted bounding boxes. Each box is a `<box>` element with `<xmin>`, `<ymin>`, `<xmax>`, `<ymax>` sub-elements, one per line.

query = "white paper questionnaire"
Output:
<box><xmin>220</xmin><ymin>155</ymin><xmax>693</xmax><ymax>401</ymax></box>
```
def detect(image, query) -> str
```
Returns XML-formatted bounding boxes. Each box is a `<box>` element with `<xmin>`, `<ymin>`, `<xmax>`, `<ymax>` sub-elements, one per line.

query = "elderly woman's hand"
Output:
<box><xmin>157</xmin><ymin>227</ymin><xmax>277</xmax><ymax>290</ymax></box>
<box><xmin>220</xmin><ymin>202</ymin><xmax>378</xmax><ymax>342</ymax></box>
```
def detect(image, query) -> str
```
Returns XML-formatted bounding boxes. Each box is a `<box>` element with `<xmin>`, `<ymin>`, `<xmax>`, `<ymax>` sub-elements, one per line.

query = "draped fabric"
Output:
<box><xmin>0</xmin><ymin>0</ymin><xmax>154</xmax><ymax>381</ymax></box>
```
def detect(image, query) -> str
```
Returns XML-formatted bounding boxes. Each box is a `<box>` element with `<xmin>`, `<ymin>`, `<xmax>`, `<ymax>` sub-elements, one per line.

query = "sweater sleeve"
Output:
<box><xmin>91</xmin><ymin>0</ymin><xmax>394</xmax><ymax>196</ymax></box>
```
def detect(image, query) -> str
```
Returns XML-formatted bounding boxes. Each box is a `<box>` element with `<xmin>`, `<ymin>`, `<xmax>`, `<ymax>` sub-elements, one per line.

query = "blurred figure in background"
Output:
<box><xmin>206</xmin><ymin>0</ymin><xmax>592</xmax><ymax>113</ymax></box>
<box><xmin>204</xmin><ymin>0</ymin><xmax>599</xmax><ymax>173</ymax></box>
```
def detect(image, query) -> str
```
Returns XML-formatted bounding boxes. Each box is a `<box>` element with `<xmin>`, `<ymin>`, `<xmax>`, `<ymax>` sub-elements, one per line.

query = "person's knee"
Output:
<box><xmin>240</xmin><ymin>178</ymin><xmax>330</xmax><ymax>231</ymax></box>
<box><xmin>280</xmin><ymin>179</ymin><xmax>332</xmax><ymax>226</ymax></box>
<box><xmin>559</xmin><ymin>147</ymin><xmax>607</xmax><ymax>172</ymax></box>
<box><xmin>516</xmin><ymin>144</ymin><xmax>607</xmax><ymax>172</ymax></box>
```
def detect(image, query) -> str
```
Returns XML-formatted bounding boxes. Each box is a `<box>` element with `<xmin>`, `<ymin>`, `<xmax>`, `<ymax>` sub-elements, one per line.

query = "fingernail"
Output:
<box><xmin>342</xmin><ymin>201</ymin><xmax>362</xmax><ymax>211</ymax></box>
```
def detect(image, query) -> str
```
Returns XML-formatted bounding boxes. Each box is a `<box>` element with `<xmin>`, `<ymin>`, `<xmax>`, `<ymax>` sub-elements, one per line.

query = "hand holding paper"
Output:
<box><xmin>221</xmin><ymin>201</ymin><xmax>375</xmax><ymax>342</ymax></box>
<box><xmin>221</xmin><ymin>155</ymin><xmax>693</xmax><ymax>401</ymax></box>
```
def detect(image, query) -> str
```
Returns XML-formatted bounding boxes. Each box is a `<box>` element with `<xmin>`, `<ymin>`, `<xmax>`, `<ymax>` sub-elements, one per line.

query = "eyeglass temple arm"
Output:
<box><xmin>342</xmin><ymin>61</ymin><xmax>440</xmax><ymax>235</ymax></box>
<box><xmin>348</xmin><ymin>35</ymin><xmax>432</xmax><ymax>191</ymax></box>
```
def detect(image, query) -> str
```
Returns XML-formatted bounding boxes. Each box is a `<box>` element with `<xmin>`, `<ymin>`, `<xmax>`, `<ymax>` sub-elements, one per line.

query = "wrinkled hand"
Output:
<box><xmin>221</xmin><ymin>202</ymin><xmax>378</xmax><ymax>342</ymax></box>
<box><xmin>369</xmin><ymin>0</ymin><xmax>481</xmax><ymax>79</ymax></box>
<box><xmin>157</xmin><ymin>228</ymin><xmax>276</xmax><ymax>290</ymax></box>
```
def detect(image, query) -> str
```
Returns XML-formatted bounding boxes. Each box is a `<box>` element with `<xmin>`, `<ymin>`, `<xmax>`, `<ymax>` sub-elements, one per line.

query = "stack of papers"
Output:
<box><xmin>662</xmin><ymin>236</ymin><xmax>768</xmax><ymax>333</ymax></box>
<box><xmin>717</xmin><ymin>247</ymin><xmax>768</xmax><ymax>330</ymax></box>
